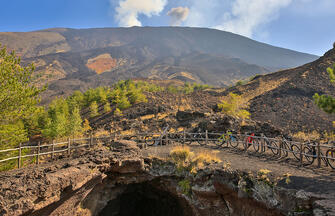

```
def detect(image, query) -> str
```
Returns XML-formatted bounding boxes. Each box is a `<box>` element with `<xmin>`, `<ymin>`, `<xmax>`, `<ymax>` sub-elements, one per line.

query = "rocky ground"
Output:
<box><xmin>225</xmin><ymin>47</ymin><xmax>335</xmax><ymax>134</ymax></box>
<box><xmin>87</xmin><ymin>89</ymin><xmax>284</xmax><ymax>140</ymax></box>
<box><xmin>0</xmin><ymin>140</ymin><xmax>335</xmax><ymax>216</ymax></box>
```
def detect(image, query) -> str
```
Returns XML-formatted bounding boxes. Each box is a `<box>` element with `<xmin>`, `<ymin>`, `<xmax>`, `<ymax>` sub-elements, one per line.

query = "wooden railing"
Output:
<box><xmin>0</xmin><ymin>135</ymin><xmax>105</xmax><ymax>169</ymax></box>
<box><xmin>1</xmin><ymin>131</ymin><xmax>335</xmax><ymax>170</ymax></box>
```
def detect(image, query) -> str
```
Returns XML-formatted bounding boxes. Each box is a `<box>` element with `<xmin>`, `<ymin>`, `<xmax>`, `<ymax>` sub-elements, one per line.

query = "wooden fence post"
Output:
<box><xmin>37</xmin><ymin>141</ymin><xmax>40</xmax><ymax>165</ymax></box>
<box><xmin>244</xmin><ymin>133</ymin><xmax>248</xmax><ymax>152</ymax></box>
<box><xmin>88</xmin><ymin>133</ymin><xmax>92</xmax><ymax>148</ymax></box>
<box><xmin>67</xmin><ymin>138</ymin><xmax>71</xmax><ymax>156</ymax></box>
<box><xmin>160</xmin><ymin>133</ymin><xmax>163</xmax><ymax>146</ymax></box>
<box><xmin>91</xmin><ymin>133</ymin><xmax>94</xmax><ymax>147</ymax></box>
<box><xmin>52</xmin><ymin>140</ymin><xmax>55</xmax><ymax>159</ymax></box>
<box><xmin>109</xmin><ymin>131</ymin><xmax>112</xmax><ymax>144</ymax></box>
<box><xmin>165</xmin><ymin>132</ymin><xmax>169</xmax><ymax>145</ymax></box>
<box><xmin>278</xmin><ymin>139</ymin><xmax>282</xmax><ymax>158</ymax></box>
<box><xmin>18</xmin><ymin>143</ymin><xmax>22</xmax><ymax>169</ymax></box>
<box><xmin>299</xmin><ymin>142</ymin><xmax>303</xmax><ymax>166</ymax></box>
<box><xmin>261</xmin><ymin>133</ymin><xmax>265</xmax><ymax>152</ymax></box>
<box><xmin>317</xmin><ymin>142</ymin><xmax>321</xmax><ymax>168</ymax></box>
<box><xmin>205</xmin><ymin>130</ymin><xmax>208</xmax><ymax>146</ymax></box>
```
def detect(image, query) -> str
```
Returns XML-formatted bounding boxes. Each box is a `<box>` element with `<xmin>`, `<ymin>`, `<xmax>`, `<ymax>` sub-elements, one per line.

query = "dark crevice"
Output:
<box><xmin>98</xmin><ymin>182</ymin><xmax>192</xmax><ymax>216</ymax></box>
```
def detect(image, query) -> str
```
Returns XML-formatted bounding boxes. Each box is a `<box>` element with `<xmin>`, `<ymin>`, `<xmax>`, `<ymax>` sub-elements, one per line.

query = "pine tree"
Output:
<box><xmin>0</xmin><ymin>45</ymin><xmax>44</xmax><ymax>147</ymax></box>
<box><xmin>53</xmin><ymin>112</ymin><xmax>68</xmax><ymax>137</ymax></box>
<box><xmin>117</xmin><ymin>95</ymin><xmax>131</xmax><ymax>110</ymax></box>
<box><xmin>104</xmin><ymin>101</ymin><xmax>112</xmax><ymax>113</ymax></box>
<box><xmin>314</xmin><ymin>64</ymin><xmax>335</xmax><ymax>114</ymax></box>
<box><xmin>68</xmin><ymin>107</ymin><xmax>83</xmax><ymax>136</ymax></box>
<box><xmin>128</xmin><ymin>88</ymin><xmax>147</xmax><ymax>104</ymax></box>
<box><xmin>98</xmin><ymin>87</ymin><xmax>108</xmax><ymax>104</ymax></box>
<box><xmin>41</xmin><ymin>98</ymin><xmax>70</xmax><ymax>139</ymax></box>
<box><xmin>67</xmin><ymin>90</ymin><xmax>84</xmax><ymax>110</ymax></box>
<box><xmin>82</xmin><ymin>119</ymin><xmax>92</xmax><ymax>133</ymax></box>
<box><xmin>90</xmin><ymin>101</ymin><xmax>99</xmax><ymax>117</ymax></box>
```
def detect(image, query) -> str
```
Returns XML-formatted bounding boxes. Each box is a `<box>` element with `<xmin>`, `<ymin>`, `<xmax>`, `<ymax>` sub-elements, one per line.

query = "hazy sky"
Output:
<box><xmin>1</xmin><ymin>0</ymin><xmax>334</xmax><ymax>56</ymax></box>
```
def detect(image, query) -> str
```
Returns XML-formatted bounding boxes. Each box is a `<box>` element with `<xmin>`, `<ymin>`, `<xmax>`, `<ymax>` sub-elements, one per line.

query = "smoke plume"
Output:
<box><xmin>115</xmin><ymin>0</ymin><xmax>167</xmax><ymax>27</ymax></box>
<box><xmin>167</xmin><ymin>7</ymin><xmax>189</xmax><ymax>26</ymax></box>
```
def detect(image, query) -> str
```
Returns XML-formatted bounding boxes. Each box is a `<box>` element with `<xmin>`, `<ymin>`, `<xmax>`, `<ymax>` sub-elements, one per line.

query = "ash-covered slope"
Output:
<box><xmin>226</xmin><ymin>47</ymin><xmax>335</xmax><ymax>133</ymax></box>
<box><xmin>0</xmin><ymin>27</ymin><xmax>317</xmax><ymax>98</ymax></box>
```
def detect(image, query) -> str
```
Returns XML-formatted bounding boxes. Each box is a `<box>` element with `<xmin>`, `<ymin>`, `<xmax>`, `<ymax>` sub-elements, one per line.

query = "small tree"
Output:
<box><xmin>117</xmin><ymin>95</ymin><xmax>131</xmax><ymax>110</ymax></box>
<box><xmin>68</xmin><ymin>107</ymin><xmax>83</xmax><ymax>136</ymax></box>
<box><xmin>314</xmin><ymin>64</ymin><xmax>335</xmax><ymax>114</ymax></box>
<box><xmin>104</xmin><ymin>101</ymin><xmax>112</xmax><ymax>113</ymax></box>
<box><xmin>82</xmin><ymin>119</ymin><xmax>92</xmax><ymax>133</ymax></box>
<box><xmin>89</xmin><ymin>101</ymin><xmax>99</xmax><ymax>117</ymax></box>
<box><xmin>218</xmin><ymin>93</ymin><xmax>250</xmax><ymax>119</ymax></box>
<box><xmin>67</xmin><ymin>90</ymin><xmax>84</xmax><ymax>110</ymax></box>
<box><xmin>128</xmin><ymin>89</ymin><xmax>147</xmax><ymax>104</ymax></box>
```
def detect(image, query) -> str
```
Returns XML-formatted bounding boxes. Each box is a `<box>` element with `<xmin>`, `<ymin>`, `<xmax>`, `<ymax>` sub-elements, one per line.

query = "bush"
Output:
<box><xmin>82</xmin><ymin>119</ymin><xmax>91</xmax><ymax>132</ymax></box>
<box><xmin>292</xmin><ymin>131</ymin><xmax>320</xmax><ymax>141</ymax></box>
<box><xmin>114</xmin><ymin>108</ymin><xmax>123</xmax><ymax>116</ymax></box>
<box><xmin>178</xmin><ymin>179</ymin><xmax>191</xmax><ymax>195</ymax></box>
<box><xmin>235</xmin><ymin>80</ymin><xmax>243</xmax><ymax>86</ymax></box>
<box><xmin>218</xmin><ymin>93</ymin><xmax>250</xmax><ymax>119</ymax></box>
<box><xmin>169</xmin><ymin>146</ymin><xmax>221</xmax><ymax>174</ymax></box>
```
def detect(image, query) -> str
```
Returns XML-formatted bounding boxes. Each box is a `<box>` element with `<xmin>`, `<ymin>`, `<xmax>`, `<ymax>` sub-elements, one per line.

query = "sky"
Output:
<box><xmin>0</xmin><ymin>0</ymin><xmax>334</xmax><ymax>56</ymax></box>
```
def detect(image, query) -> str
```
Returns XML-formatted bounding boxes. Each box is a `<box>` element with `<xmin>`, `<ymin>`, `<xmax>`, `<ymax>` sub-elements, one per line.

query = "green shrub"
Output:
<box><xmin>178</xmin><ymin>179</ymin><xmax>191</xmax><ymax>195</ymax></box>
<box><xmin>314</xmin><ymin>64</ymin><xmax>335</xmax><ymax>114</ymax></box>
<box><xmin>89</xmin><ymin>101</ymin><xmax>99</xmax><ymax>117</ymax></box>
<box><xmin>218</xmin><ymin>93</ymin><xmax>250</xmax><ymax>119</ymax></box>
<box><xmin>117</xmin><ymin>96</ymin><xmax>131</xmax><ymax>110</ymax></box>
<box><xmin>103</xmin><ymin>102</ymin><xmax>112</xmax><ymax>113</ymax></box>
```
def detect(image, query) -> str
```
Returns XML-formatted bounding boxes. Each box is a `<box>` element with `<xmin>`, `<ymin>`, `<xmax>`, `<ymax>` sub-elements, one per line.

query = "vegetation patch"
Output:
<box><xmin>218</xmin><ymin>92</ymin><xmax>250</xmax><ymax>119</ymax></box>
<box><xmin>292</xmin><ymin>130</ymin><xmax>320</xmax><ymax>141</ymax></box>
<box><xmin>169</xmin><ymin>146</ymin><xmax>221</xmax><ymax>195</ymax></box>
<box><xmin>257</xmin><ymin>169</ymin><xmax>273</xmax><ymax>187</ymax></box>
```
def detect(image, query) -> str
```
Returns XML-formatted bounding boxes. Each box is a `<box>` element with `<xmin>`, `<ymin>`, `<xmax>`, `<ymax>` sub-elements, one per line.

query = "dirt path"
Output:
<box><xmin>142</xmin><ymin>143</ymin><xmax>335</xmax><ymax>194</ymax></box>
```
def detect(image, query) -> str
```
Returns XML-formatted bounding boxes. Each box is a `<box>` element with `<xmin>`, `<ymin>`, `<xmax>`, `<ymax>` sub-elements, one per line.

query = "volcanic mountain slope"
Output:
<box><xmin>224</xmin><ymin>47</ymin><xmax>335</xmax><ymax>133</ymax></box>
<box><xmin>0</xmin><ymin>27</ymin><xmax>317</xmax><ymax>99</ymax></box>
<box><xmin>85</xmin><ymin>87</ymin><xmax>282</xmax><ymax>138</ymax></box>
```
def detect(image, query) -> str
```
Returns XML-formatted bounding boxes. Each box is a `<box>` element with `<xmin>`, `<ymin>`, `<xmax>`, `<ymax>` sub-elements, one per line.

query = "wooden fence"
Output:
<box><xmin>1</xmin><ymin>131</ymin><xmax>335</xmax><ymax>170</ymax></box>
<box><xmin>0</xmin><ymin>135</ymin><xmax>100</xmax><ymax>169</ymax></box>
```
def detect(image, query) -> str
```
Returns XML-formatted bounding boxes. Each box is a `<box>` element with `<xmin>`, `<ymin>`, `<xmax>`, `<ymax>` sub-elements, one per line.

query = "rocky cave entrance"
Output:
<box><xmin>98</xmin><ymin>182</ymin><xmax>192</xmax><ymax>216</ymax></box>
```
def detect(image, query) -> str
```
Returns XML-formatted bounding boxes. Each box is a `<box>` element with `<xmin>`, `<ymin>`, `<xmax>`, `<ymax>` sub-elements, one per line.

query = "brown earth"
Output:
<box><xmin>85</xmin><ymin>54</ymin><xmax>126</xmax><ymax>74</ymax></box>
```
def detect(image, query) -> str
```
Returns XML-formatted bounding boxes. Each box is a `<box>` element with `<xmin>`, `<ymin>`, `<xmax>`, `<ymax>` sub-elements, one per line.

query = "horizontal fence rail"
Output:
<box><xmin>1</xmin><ymin>130</ymin><xmax>335</xmax><ymax>170</ymax></box>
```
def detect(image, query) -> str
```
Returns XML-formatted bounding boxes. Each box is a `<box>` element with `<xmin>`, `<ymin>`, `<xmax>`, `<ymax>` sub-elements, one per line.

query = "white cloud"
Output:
<box><xmin>215</xmin><ymin>0</ymin><xmax>292</xmax><ymax>37</ymax></box>
<box><xmin>185</xmin><ymin>0</ymin><xmax>227</xmax><ymax>28</ymax></box>
<box><xmin>114</xmin><ymin>0</ymin><xmax>168</xmax><ymax>27</ymax></box>
<box><xmin>167</xmin><ymin>7</ymin><xmax>189</xmax><ymax>26</ymax></box>
<box><xmin>184</xmin><ymin>0</ymin><xmax>293</xmax><ymax>38</ymax></box>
